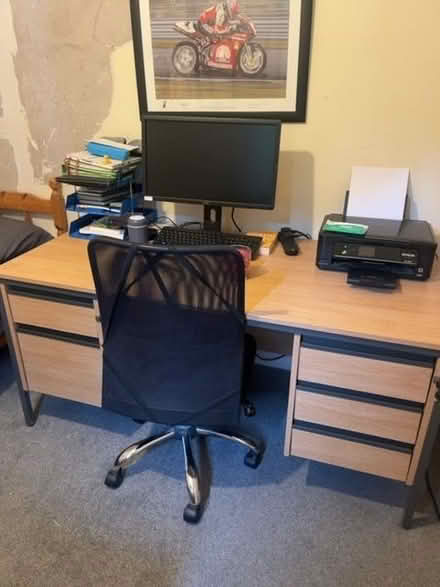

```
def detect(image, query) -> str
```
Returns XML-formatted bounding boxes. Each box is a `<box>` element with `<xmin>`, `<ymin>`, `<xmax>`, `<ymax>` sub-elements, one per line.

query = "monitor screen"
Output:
<box><xmin>143</xmin><ymin>116</ymin><xmax>280</xmax><ymax>210</ymax></box>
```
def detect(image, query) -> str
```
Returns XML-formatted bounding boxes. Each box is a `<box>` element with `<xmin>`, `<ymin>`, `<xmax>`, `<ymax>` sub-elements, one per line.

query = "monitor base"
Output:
<box><xmin>203</xmin><ymin>205</ymin><xmax>222</xmax><ymax>232</ymax></box>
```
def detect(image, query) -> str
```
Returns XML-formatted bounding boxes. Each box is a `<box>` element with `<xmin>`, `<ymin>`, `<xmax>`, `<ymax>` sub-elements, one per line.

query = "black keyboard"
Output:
<box><xmin>155</xmin><ymin>226</ymin><xmax>262</xmax><ymax>259</ymax></box>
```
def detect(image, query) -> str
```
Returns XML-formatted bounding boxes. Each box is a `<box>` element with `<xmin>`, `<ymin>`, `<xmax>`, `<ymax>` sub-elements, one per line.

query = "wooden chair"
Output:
<box><xmin>0</xmin><ymin>178</ymin><xmax>67</xmax><ymax>236</ymax></box>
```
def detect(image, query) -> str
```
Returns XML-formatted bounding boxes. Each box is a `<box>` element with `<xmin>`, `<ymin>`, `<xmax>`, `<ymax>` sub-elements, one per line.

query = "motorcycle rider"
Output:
<box><xmin>197</xmin><ymin>0</ymin><xmax>241</xmax><ymax>42</ymax></box>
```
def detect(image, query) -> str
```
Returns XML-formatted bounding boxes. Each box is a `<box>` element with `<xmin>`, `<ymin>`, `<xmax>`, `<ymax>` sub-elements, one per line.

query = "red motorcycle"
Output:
<box><xmin>172</xmin><ymin>15</ymin><xmax>266</xmax><ymax>77</ymax></box>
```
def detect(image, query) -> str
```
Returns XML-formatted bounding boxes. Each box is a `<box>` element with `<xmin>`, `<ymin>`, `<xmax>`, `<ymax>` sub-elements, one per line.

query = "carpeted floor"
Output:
<box><xmin>1</xmin><ymin>347</ymin><xmax>440</xmax><ymax>587</ymax></box>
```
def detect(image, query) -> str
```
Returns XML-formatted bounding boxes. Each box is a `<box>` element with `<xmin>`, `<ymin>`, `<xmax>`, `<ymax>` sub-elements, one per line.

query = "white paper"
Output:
<box><xmin>347</xmin><ymin>166</ymin><xmax>409</xmax><ymax>220</ymax></box>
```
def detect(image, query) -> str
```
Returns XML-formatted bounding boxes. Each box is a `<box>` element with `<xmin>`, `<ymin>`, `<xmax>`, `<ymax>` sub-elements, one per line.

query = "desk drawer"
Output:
<box><xmin>9</xmin><ymin>293</ymin><xmax>97</xmax><ymax>338</ymax></box>
<box><xmin>290</xmin><ymin>427</ymin><xmax>411</xmax><ymax>481</ymax></box>
<box><xmin>295</xmin><ymin>389</ymin><xmax>421</xmax><ymax>444</ymax></box>
<box><xmin>18</xmin><ymin>333</ymin><xmax>102</xmax><ymax>407</ymax></box>
<box><xmin>298</xmin><ymin>347</ymin><xmax>432</xmax><ymax>403</ymax></box>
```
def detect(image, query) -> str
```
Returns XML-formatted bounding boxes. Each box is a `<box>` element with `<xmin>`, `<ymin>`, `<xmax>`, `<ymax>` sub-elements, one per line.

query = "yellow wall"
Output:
<box><xmin>2</xmin><ymin>1</ymin><xmax>440</xmax><ymax>237</ymax></box>
<box><xmin>275</xmin><ymin>0</ymin><xmax>440</xmax><ymax>237</ymax></box>
<box><xmin>97</xmin><ymin>0</ymin><xmax>440</xmax><ymax>237</ymax></box>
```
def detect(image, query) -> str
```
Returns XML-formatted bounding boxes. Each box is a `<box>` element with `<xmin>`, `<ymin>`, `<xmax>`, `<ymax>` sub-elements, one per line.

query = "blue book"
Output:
<box><xmin>87</xmin><ymin>139</ymin><xmax>139</xmax><ymax>161</ymax></box>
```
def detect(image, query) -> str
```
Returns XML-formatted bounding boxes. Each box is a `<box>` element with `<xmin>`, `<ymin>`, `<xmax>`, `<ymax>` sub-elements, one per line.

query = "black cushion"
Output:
<box><xmin>0</xmin><ymin>217</ymin><xmax>52</xmax><ymax>264</ymax></box>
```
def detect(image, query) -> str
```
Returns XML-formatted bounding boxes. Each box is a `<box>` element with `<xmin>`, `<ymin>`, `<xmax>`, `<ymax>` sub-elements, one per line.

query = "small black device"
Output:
<box><xmin>143</xmin><ymin>115</ymin><xmax>281</xmax><ymax>231</ymax></box>
<box><xmin>347</xmin><ymin>267</ymin><xmax>398</xmax><ymax>289</ymax></box>
<box><xmin>317</xmin><ymin>214</ymin><xmax>437</xmax><ymax>283</ymax></box>
<box><xmin>278</xmin><ymin>227</ymin><xmax>299</xmax><ymax>256</ymax></box>
<box><xmin>155</xmin><ymin>226</ymin><xmax>262</xmax><ymax>260</ymax></box>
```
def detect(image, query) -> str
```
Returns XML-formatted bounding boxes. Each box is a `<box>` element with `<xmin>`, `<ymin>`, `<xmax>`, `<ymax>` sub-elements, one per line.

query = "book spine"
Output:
<box><xmin>87</xmin><ymin>142</ymin><xmax>130</xmax><ymax>161</ymax></box>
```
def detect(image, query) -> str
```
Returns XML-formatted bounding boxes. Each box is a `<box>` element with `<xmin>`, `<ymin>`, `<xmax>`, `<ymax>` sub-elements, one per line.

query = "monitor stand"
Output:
<box><xmin>203</xmin><ymin>205</ymin><xmax>222</xmax><ymax>232</ymax></box>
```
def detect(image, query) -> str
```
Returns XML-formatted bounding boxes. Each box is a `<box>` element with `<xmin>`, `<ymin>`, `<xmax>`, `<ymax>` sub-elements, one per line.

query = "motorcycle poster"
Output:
<box><xmin>131</xmin><ymin>0</ymin><xmax>312</xmax><ymax>122</ymax></box>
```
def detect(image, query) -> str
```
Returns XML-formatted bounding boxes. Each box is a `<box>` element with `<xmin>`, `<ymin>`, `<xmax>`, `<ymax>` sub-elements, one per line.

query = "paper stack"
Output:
<box><xmin>347</xmin><ymin>166</ymin><xmax>409</xmax><ymax>220</ymax></box>
<box><xmin>79</xmin><ymin>216</ymin><xmax>126</xmax><ymax>240</ymax></box>
<box><xmin>62</xmin><ymin>151</ymin><xmax>141</xmax><ymax>182</ymax></box>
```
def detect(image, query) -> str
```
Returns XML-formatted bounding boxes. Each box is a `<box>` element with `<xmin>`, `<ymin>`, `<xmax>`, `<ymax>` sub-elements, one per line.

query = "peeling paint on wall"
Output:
<box><xmin>96</xmin><ymin>42</ymin><xmax>142</xmax><ymax>141</ymax></box>
<box><xmin>0</xmin><ymin>139</ymin><xmax>19</xmax><ymax>191</ymax></box>
<box><xmin>9</xmin><ymin>0</ymin><xmax>132</xmax><ymax>181</ymax></box>
<box><xmin>0</xmin><ymin>1</ymin><xmax>36</xmax><ymax>190</ymax></box>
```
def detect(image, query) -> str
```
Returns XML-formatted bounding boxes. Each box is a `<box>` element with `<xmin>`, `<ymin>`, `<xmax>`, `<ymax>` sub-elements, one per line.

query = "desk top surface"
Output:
<box><xmin>1</xmin><ymin>234</ymin><xmax>439</xmax><ymax>350</ymax></box>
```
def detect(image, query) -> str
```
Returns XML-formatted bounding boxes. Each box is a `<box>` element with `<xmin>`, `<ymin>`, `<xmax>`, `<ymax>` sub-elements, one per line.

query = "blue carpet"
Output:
<box><xmin>0</xmin><ymin>348</ymin><xmax>439</xmax><ymax>587</ymax></box>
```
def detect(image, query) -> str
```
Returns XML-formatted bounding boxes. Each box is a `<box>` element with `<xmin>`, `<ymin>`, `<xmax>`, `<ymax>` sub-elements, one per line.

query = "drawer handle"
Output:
<box><xmin>297</xmin><ymin>381</ymin><xmax>423</xmax><ymax>412</ymax></box>
<box><xmin>293</xmin><ymin>420</ymin><xmax>413</xmax><ymax>453</ymax></box>
<box><xmin>8</xmin><ymin>284</ymin><xmax>94</xmax><ymax>308</ymax></box>
<box><xmin>301</xmin><ymin>337</ymin><xmax>435</xmax><ymax>368</ymax></box>
<box><xmin>16</xmin><ymin>324</ymin><xmax>99</xmax><ymax>348</ymax></box>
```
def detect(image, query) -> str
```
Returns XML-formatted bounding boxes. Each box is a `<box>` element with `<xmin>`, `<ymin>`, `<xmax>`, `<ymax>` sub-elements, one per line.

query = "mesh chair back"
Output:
<box><xmin>88</xmin><ymin>239</ymin><xmax>246</xmax><ymax>426</ymax></box>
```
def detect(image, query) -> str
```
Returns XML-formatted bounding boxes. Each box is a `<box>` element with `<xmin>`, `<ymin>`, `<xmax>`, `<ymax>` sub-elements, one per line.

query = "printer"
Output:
<box><xmin>317</xmin><ymin>214</ymin><xmax>437</xmax><ymax>287</ymax></box>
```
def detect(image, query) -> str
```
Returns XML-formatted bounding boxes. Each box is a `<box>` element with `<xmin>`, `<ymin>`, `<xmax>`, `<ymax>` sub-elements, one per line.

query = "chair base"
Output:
<box><xmin>105</xmin><ymin>425</ymin><xmax>264</xmax><ymax>524</ymax></box>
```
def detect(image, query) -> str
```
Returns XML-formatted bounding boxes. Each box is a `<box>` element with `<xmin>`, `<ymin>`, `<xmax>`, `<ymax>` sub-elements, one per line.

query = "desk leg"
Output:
<box><xmin>15</xmin><ymin>379</ymin><xmax>39</xmax><ymax>426</ymax></box>
<box><xmin>402</xmin><ymin>386</ymin><xmax>440</xmax><ymax>529</ymax></box>
<box><xmin>0</xmin><ymin>284</ymin><xmax>40</xmax><ymax>426</ymax></box>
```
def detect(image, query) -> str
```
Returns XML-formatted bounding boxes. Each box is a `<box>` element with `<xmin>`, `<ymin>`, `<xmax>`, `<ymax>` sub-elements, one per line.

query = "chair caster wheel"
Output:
<box><xmin>244</xmin><ymin>450</ymin><xmax>263</xmax><ymax>469</ymax></box>
<box><xmin>183</xmin><ymin>503</ymin><xmax>202</xmax><ymax>524</ymax></box>
<box><xmin>105</xmin><ymin>467</ymin><xmax>125</xmax><ymax>489</ymax></box>
<box><xmin>243</xmin><ymin>401</ymin><xmax>256</xmax><ymax>417</ymax></box>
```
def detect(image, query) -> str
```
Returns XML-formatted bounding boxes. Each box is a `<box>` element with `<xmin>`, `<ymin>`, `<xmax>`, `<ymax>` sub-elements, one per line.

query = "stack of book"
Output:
<box><xmin>58</xmin><ymin>139</ymin><xmax>144</xmax><ymax>241</ymax></box>
<box><xmin>62</xmin><ymin>151</ymin><xmax>141</xmax><ymax>182</ymax></box>
<box><xmin>79</xmin><ymin>216</ymin><xmax>126</xmax><ymax>240</ymax></box>
<box><xmin>71</xmin><ymin>179</ymin><xmax>132</xmax><ymax>207</ymax></box>
<box><xmin>58</xmin><ymin>144</ymin><xmax>142</xmax><ymax>209</ymax></box>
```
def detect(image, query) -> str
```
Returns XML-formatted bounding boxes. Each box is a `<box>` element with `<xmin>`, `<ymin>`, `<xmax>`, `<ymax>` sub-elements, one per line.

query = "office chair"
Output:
<box><xmin>88</xmin><ymin>239</ymin><xmax>263</xmax><ymax>523</ymax></box>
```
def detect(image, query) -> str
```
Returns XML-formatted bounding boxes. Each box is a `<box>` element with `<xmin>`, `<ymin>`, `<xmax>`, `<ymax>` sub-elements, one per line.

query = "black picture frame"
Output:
<box><xmin>130</xmin><ymin>0</ymin><xmax>313</xmax><ymax>123</ymax></box>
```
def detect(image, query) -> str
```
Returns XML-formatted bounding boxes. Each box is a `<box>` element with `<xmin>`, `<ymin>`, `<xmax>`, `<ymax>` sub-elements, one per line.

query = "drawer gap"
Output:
<box><xmin>297</xmin><ymin>381</ymin><xmax>423</xmax><ymax>412</ymax></box>
<box><xmin>7</xmin><ymin>283</ymin><xmax>94</xmax><ymax>308</ymax></box>
<box><xmin>16</xmin><ymin>324</ymin><xmax>99</xmax><ymax>348</ymax></box>
<box><xmin>301</xmin><ymin>337</ymin><xmax>435</xmax><ymax>368</ymax></box>
<box><xmin>293</xmin><ymin>420</ymin><xmax>413</xmax><ymax>453</ymax></box>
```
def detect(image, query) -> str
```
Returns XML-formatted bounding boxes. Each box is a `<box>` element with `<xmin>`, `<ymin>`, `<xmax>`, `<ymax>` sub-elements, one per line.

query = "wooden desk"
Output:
<box><xmin>1</xmin><ymin>234</ymin><xmax>439</xmax><ymax>527</ymax></box>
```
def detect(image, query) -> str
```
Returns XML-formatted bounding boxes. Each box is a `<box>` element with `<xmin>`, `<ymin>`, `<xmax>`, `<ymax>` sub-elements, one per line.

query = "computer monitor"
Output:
<box><xmin>143</xmin><ymin>115</ymin><xmax>281</xmax><ymax>231</ymax></box>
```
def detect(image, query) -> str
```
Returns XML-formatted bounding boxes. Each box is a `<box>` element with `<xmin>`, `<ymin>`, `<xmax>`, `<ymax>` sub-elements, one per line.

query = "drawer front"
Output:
<box><xmin>290</xmin><ymin>428</ymin><xmax>411</xmax><ymax>481</ymax></box>
<box><xmin>295</xmin><ymin>389</ymin><xmax>421</xmax><ymax>444</ymax></box>
<box><xmin>298</xmin><ymin>347</ymin><xmax>432</xmax><ymax>403</ymax></box>
<box><xmin>9</xmin><ymin>294</ymin><xmax>97</xmax><ymax>338</ymax></box>
<box><xmin>18</xmin><ymin>333</ymin><xmax>102</xmax><ymax>407</ymax></box>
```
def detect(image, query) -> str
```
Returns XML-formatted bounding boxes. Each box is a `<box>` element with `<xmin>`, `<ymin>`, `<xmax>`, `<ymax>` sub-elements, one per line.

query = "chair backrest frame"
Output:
<box><xmin>88</xmin><ymin>238</ymin><xmax>247</xmax><ymax>426</ymax></box>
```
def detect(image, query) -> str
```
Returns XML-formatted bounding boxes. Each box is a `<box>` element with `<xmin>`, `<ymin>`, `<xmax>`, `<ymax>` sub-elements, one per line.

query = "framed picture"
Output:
<box><xmin>130</xmin><ymin>0</ymin><xmax>313</xmax><ymax>122</ymax></box>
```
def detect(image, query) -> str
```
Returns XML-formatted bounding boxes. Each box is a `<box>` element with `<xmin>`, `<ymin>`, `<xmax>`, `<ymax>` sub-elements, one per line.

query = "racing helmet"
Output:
<box><xmin>225</xmin><ymin>0</ymin><xmax>240</xmax><ymax>18</ymax></box>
